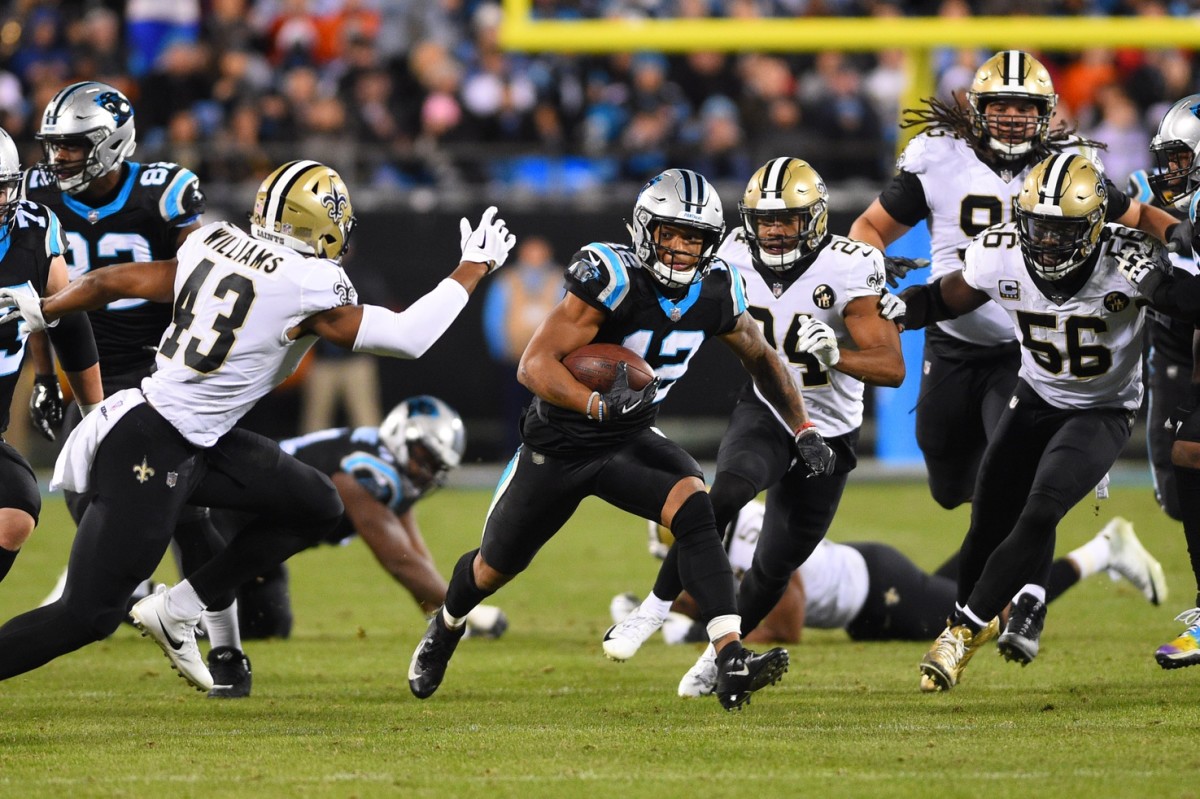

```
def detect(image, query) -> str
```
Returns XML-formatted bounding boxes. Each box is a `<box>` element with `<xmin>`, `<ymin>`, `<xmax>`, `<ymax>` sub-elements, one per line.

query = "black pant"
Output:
<box><xmin>0</xmin><ymin>404</ymin><xmax>342</xmax><ymax>682</ymax></box>
<box><xmin>958</xmin><ymin>380</ymin><xmax>1132</xmax><ymax>622</ymax></box>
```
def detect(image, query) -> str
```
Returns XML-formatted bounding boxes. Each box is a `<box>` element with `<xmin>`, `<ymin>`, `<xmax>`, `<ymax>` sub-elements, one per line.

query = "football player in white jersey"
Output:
<box><xmin>0</xmin><ymin>159</ymin><xmax>515</xmax><ymax>693</ymax></box>
<box><xmin>616</xmin><ymin>500</ymin><xmax>1166</xmax><ymax>660</ymax></box>
<box><xmin>899</xmin><ymin>153</ymin><xmax>1173</xmax><ymax>692</ymax></box>
<box><xmin>602</xmin><ymin>158</ymin><xmax>905</xmax><ymax>695</ymax></box>
<box><xmin>850</xmin><ymin>50</ymin><xmax>1178</xmax><ymax>513</ymax></box>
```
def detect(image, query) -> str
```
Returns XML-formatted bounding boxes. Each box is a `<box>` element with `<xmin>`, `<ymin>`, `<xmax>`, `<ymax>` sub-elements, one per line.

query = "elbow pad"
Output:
<box><xmin>46</xmin><ymin>312</ymin><xmax>99</xmax><ymax>371</ymax></box>
<box><xmin>352</xmin><ymin>279</ymin><xmax>469</xmax><ymax>359</ymax></box>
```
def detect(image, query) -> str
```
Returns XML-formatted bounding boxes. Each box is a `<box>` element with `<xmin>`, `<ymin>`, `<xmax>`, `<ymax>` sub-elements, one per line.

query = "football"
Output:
<box><xmin>562</xmin><ymin>343</ymin><xmax>655</xmax><ymax>393</ymax></box>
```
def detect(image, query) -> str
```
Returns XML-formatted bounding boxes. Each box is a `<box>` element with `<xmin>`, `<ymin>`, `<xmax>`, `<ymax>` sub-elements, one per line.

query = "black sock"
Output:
<box><xmin>671</xmin><ymin>493</ymin><xmax>737</xmax><ymax>620</ymax></box>
<box><xmin>444</xmin><ymin>549</ymin><xmax>494</xmax><ymax>620</ymax></box>
<box><xmin>948</xmin><ymin>608</ymin><xmax>981</xmax><ymax>634</ymax></box>
<box><xmin>1045</xmin><ymin>559</ymin><xmax>1079</xmax><ymax>604</ymax></box>
<box><xmin>1175</xmin><ymin>465</ymin><xmax>1200</xmax><ymax>598</ymax></box>
<box><xmin>0</xmin><ymin>547</ymin><xmax>16</xmax><ymax>584</ymax></box>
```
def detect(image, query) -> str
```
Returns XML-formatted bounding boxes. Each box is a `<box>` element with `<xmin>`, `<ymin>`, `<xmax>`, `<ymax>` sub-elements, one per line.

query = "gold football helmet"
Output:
<box><xmin>249</xmin><ymin>160</ymin><xmax>355</xmax><ymax>261</ymax></box>
<box><xmin>739</xmin><ymin>157</ymin><xmax>829</xmax><ymax>272</ymax></box>
<box><xmin>1014</xmin><ymin>153</ymin><xmax>1107</xmax><ymax>280</ymax></box>
<box><xmin>967</xmin><ymin>50</ymin><xmax>1058</xmax><ymax>160</ymax></box>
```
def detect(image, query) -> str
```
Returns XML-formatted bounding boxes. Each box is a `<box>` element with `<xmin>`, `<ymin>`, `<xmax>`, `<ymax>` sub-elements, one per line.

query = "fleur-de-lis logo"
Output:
<box><xmin>133</xmin><ymin>457</ymin><xmax>155</xmax><ymax>484</ymax></box>
<box><xmin>332</xmin><ymin>279</ymin><xmax>358</xmax><ymax>306</ymax></box>
<box><xmin>321</xmin><ymin>183</ymin><xmax>348</xmax><ymax>223</ymax></box>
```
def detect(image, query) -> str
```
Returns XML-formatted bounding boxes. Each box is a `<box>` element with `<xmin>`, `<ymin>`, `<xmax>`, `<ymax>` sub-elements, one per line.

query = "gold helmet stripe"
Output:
<box><xmin>1039</xmin><ymin>153</ymin><xmax>1073</xmax><ymax>205</ymax></box>
<box><xmin>263</xmin><ymin>159</ymin><xmax>322</xmax><ymax>228</ymax></box>
<box><xmin>759</xmin><ymin>157</ymin><xmax>792</xmax><ymax>198</ymax></box>
<box><xmin>1001</xmin><ymin>50</ymin><xmax>1027</xmax><ymax>89</ymax></box>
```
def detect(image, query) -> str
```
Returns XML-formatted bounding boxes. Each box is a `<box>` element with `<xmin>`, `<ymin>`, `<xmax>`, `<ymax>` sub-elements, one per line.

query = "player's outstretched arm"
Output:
<box><xmin>332</xmin><ymin>473</ymin><xmax>447</xmax><ymax>614</ymax></box>
<box><xmin>296</xmin><ymin>207</ymin><xmax>515</xmax><ymax>358</ymax></box>
<box><xmin>897</xmin><ymin>271</ymin><xmax>989</xmax><ymax>330</ymax></box>
<box><xmin>40</xmin><ymin>259</ymin><xmax>178</xmax><ymax>325</ymax></box>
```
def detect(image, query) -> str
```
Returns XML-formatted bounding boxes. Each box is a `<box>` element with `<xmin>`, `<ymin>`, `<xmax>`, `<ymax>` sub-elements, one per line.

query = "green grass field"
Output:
<box><xmin>1</xmin><ymin>478</ymin><xmax>1199</xmax><ymax>798</ymax></box>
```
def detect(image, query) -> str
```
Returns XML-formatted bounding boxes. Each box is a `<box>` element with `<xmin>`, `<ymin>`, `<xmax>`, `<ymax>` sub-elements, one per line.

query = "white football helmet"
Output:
<box><xmin>250</xmin><ymin>160</ymin><xmax>355</xmax><ymax>261</ymax></box>
<box><xmin>629</xmin><ymin>168</ymin><xmax>725</xmax><ymax>289</ymax></box>
<box><xmin>0</xmin><ymin>127</ymin><xmax>22</xmax><ymax>233</ymax></box>
<box><xmin>1149</xmin><ymin>94</ymin><xmax>1200</xmax><ymax>211</ymax></box>
<box><xmin>37</xmin><ymin>81</ymin><xmax>136</xmax><ymax>194</ymax></box>
<box><xmin>379</xmin><ymin>396</ymin><xmax>466</xmax><ymax>491</ymax></box>
<box><xmin>1014</xmin><ymin>153</ymin><xmax>1107</xmax><ymax>281</ymax></box>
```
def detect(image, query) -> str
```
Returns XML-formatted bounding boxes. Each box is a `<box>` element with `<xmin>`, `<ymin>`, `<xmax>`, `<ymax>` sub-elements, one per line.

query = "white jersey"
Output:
<box><xmin>717</xmin><ymin>232</ymin><xmax>886</xmax><ymax>437</ymax></box>
<box><xmin>898</xmin><ymin>132</ymin><xmax>1099</xmax><ymax>347</ymax></box>
<box><xmin>726</xmin><ymin>501</ymin><xmax>869</xmax><ymax>630</ymax></box>
<box><xmin>142</xmin><ymin>221</ymin><xmax>358</xmax><ymax>446</ymax></box>
<box><xmin>962</xmin><ymin>223</ymin><xmax>1153</xmax><ymax>411</ymax></box>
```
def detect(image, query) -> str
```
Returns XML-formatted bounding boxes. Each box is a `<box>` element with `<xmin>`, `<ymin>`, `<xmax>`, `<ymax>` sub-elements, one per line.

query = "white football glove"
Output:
<box><xmin>0</xmin><ymin>286</ymin><xmax>54</xmax><ymax>331</ymax></box>
<box><xmin>878</xmin><ymin>292</ymin><xmax>906</xmax><ymax>322</ymax></box>
<box><xmin>459</xmin><ymin>205</ymin><xmax>516</xmax><ymax>273</ymax></box>
<box><xmin>1115</xmin><ymin>249</ymin><xmax>1161</xmax><ymax>290</ymax></box>
<box><xmin>795</xmin><ymin>317</ymin><xmax>840</xmax><ymax>370</ymax></box>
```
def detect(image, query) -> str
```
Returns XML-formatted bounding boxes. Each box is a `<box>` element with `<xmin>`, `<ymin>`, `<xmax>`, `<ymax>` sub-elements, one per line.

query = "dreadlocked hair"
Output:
<box><xmin>900</xmin><ymin>96</ymin><xmax>1106</xmax><ymax>163</ymax></box>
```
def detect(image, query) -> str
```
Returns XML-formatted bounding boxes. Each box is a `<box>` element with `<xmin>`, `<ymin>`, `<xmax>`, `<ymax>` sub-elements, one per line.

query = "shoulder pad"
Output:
<box><xmin>565</xmin><ymin>242</ymin><xmax>638</xmax><ymax>311</ymax></box>
<box><xmin>135</xmin><ymin>163</ymin><xmax>204</xmax><ymax>224</ymax></box>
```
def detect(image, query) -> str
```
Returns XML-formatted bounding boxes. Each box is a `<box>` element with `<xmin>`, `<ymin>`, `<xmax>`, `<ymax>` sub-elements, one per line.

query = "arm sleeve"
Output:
<box><xmin>898</xmin><ymin>277</ymin><xmax>959</xmax><ymax>330</ymax></box>
<box><xmin>46</xmin><ymin>312</ymin><xmax>99</xmax><ymax>371</ymax></box>
<box><xmin>878</xmin><ymin>170</ymin><xmax>930</xmax><ymax>227</ymax></box>
<box><xmin>1104</xmin><ymin>180</ymin><xmax>1132</xmax><ymax>223</ymax></box>
<box><xmin>1146</xmin><ymin>271</ymin><xmax>1200</xmax><ymax>322</ymax></box>
<box><xmin>352</xmin><ymin>278</ymin><xmax>469</xmax><ymax>359</ymax></box>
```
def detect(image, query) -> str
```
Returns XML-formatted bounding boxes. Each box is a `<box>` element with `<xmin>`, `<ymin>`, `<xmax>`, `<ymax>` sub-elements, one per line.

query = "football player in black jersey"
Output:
<box><xmin>0</xmin><ymin>126</ymin><xmax>103</xmax><ymax>588</ymax></box>
<box><xmin>407</xmin><ymin>168</ymin><xmax>836</xmax><ymax>711</ymax></box>
<box><xmin>215</xmin><ymin>396</ymin><xmax>507</xmax><ymax>641</ymax></box>
<box><xmin>22</xmin><ymin>82</ymin><xmax>250</xmax><ymax>697</ymax></box>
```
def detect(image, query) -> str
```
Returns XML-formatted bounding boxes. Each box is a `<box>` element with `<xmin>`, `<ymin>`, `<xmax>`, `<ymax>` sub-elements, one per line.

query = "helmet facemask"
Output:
<box><xmin>378</xmin><ymin>396</ymin><xmax>465</xmax><ymax>494</ymax></box>
<box><xmin>0</xmin><ymin>128</ymin><xmax>22</xmax><ymax>237</ymax></box>
<box><xmin>1148</xmin><ymin>94</ymin><xmax>1200</xmax><ymax>210</ymax></box>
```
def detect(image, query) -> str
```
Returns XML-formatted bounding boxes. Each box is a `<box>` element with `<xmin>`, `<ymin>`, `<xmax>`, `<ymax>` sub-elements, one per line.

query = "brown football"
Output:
<box><xmin>562</xmin><ymin>343</ymin><xmax>656</xmax><ymax>393</ymax></box>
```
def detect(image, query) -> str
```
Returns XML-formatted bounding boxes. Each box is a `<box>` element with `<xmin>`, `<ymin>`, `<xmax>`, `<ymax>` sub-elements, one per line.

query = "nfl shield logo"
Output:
<box><xmin>166</xmin><ymin>472</ymin><xmax>178</xmax><ymax>488</ymax></box>
<box><xmin>87</xmin><ymin>210</ymin><xmax>100</xmax><ymax>224</ymax></box>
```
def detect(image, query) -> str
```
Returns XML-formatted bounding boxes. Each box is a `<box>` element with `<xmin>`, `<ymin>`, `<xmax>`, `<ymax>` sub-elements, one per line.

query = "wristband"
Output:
<box><xmin>586</xmin><ymin>391</ymin><xmax>601</xmax><ymax>421</ymax></box>
<box><xmin>795</xmin><ymin>421</ymin><xmax>816</xmax><ymax>436</ymax></box>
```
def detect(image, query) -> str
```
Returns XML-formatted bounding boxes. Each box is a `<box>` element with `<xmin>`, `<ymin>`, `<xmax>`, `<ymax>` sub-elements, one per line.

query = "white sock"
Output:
<box><xmin>165</xmin><ymin>580</ymin><xmax>206</xmax><ymax>620</ymax></box>
<box><xmin>1013</xmin><ymin>584</ymin><xmax>1047</xmax><ymax>604</ymax></box>
<box><xmin>1067</xmin><ymin>532</ymin><xmax>1112</xmax><ymax>580</ymax></box>
<box><xmin>640</xmin><ymin>593</ymin><xmax>673</xmax><ymax>620</ymax></box>
<box><xmin>442</xmin><ymin>606</ymin><xmax>467</xmax><ymax>629</ymax></box>
<box><xmin>706</xmin><ymin>613</ymin><xmax>741</xmax><ymax>642</ymax></box>
<box><xmin>203</xmin><ymin>601</ymin><xmax>242</xmax><ymax>650</ymax></box>
<box><xmin>958</xmin><ymin>603</ymin><xmax>990</xmax><ymax>629</ymax></box>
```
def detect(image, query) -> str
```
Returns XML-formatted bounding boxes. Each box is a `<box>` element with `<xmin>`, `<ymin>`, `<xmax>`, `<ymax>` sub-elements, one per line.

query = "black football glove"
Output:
<box><xmin>1167</xmin><ymin>218</ymin><xmax>1195</xmax><ymax>258</ymax></box>
<box><xmin>600</xmin><ymin>362</ymin><xmax>660</xmax><ymax>420</ymax></box>
<box><xmin>793</xmin><ymin>425</ymin><xmax>836</xmax><ymax>478</ymax></box>
<box><xmin>883</xmin><ymin>256</ymin><xmax>930</xmax><ymax>289</ymax></box>
<box><xmin>29</xmin><ymin>373</ymin><xmax>64</xmax><ymax>442</ymax></box>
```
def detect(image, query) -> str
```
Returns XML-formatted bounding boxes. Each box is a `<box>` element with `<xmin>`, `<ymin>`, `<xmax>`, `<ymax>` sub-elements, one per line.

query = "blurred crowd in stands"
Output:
<box><xmin>0</xmin><ymin>0</ymin><xmax>1196</xmax><ymax>204</ymax></box>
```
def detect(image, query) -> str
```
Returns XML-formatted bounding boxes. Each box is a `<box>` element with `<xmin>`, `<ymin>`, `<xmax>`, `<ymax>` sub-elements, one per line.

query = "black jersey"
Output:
<box><xmin>25</xmin><ymin>160</ymin><xmax>204</xmax><ymax>381</ymax></box>
<box><xmin>0</xmin><ymin>201</ymin><xmax>66</xmax><ymax>432</ymax></box>
<box><xmin>522</xmin><ymin>242</ymin><xmax>746</xmax><ymax>454</ymax></box>
<box><xmin>279</xmin><ymin>426</ymin><xmax>428</xmax><ymax>545</ymax></box>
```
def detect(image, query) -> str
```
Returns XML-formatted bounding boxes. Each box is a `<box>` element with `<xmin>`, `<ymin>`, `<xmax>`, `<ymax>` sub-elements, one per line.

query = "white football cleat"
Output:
<box><xmin>129</xmin><ymin>585</ymin><xmax>213</xmax><ymax>692</ymax></box>
<box><xmin>1103</xmin><ymin>517</ymin><xmax>1168</xmax><ymax>605</ymax></box>
<box><xmin>678</xmin><ymin>644</ymin><xmax>718</xmax><ymax>697</ymax></box>
<box><xmin>603</xmin><ymin>597</ymin><xmax>666</xmax><ymax>661</ymax></box>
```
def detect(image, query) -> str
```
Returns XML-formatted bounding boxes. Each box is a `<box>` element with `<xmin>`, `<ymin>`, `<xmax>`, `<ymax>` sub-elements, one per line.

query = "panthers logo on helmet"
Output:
<box><xmin>96</xmin><ymin>91</ymin><xmax>133</xmax><ymax>126</ymax></box>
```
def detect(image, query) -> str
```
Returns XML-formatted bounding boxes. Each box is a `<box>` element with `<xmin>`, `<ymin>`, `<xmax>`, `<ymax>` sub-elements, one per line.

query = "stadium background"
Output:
<box><xmin>3</xmin><ymin>0</ymin><xmax>1197</xmax><ymax>466</ymax></box>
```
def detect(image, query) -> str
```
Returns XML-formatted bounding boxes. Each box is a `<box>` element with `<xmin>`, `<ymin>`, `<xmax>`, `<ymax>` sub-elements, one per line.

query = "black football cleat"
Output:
<box><xmin>207</xmin><ymin>646</ymin><xmax>252</xmax><ymax>699</ymax></box>
<box><xmin>997</xmin><ymin>593</ymin><xmax>1047</xmax><ymax>666</ymax></box>
<box><xmin>715</xmin><ymin>644</ymin><xmax>789</xmax><ymax>711</ymax></box>
<box><xmin>408</xmin><ymin>609</ymin><xmax>466</xmax><ymax>699</ymax></box>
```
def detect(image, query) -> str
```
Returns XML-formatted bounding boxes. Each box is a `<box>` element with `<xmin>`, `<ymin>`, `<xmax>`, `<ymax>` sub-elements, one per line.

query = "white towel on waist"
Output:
<box><xmin>50</xmin><ymin>388</ymin><xmax>147</xmax><ymax>493</ymax></box>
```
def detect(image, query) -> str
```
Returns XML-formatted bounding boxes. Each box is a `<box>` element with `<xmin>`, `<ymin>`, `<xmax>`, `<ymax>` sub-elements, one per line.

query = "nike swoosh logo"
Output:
<box><xmin>621</xmin><ymin>400</ymin><xmax>642</xmax><ymax>414</ymax></box>
<box><xmin>727</xmin><ymin>664</ymin><xmax>750</xmax><ymax>676</ymax></box>
<box><xmin>156</xmin><ymin>611</ymin><xmax>185</xmax><ymax>650</ymax></box>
